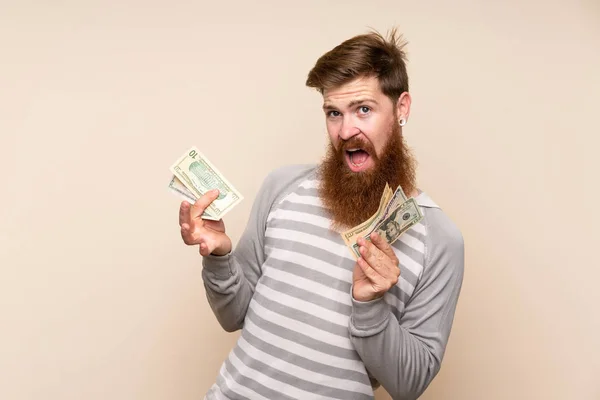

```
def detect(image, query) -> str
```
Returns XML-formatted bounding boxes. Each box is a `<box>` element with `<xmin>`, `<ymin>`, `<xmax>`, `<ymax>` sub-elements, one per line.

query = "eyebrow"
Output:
<box><xmin>322</xmin><ymin>98</ymin><xmax>379</xmax><ymax>110</ymax></box>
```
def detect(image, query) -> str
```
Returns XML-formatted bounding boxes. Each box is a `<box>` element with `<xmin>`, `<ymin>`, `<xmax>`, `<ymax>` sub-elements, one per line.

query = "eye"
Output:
<box><xmin>327</xmin><ymin>110</ymin><xmax>341</xmax><ymax>118</ymax></box>
<box><xmin>358</xmin><ymin>106</ymin><xmax>371</xmax><ymax>114</ymax></box>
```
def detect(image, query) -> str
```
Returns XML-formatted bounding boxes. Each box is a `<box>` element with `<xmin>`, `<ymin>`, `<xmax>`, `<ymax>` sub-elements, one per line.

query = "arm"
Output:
<box><xmin>200</xmin><ymin>173</ymin><xmax>274</xmax><ymax>332</ymax></box>
<box><xmin>349</xmin><ymin>211</ymin><xmax>464</xmax><ymax>399</ymax></box>
<box><xmin>200</xmin><ymin>165</ymin><xmax>314</xmax><ymax>332</ymax></box>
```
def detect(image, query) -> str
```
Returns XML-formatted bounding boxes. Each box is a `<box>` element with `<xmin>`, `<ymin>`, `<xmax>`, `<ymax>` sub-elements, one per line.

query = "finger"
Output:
<box><xmin>357</xmin><ymin>237</ymin><xmax>398</xmax><ymax>281</ymax></box>
<box><xmin>179</xmin><ymin>201</ymin><xmax>192</xmax><ymax>227</ymax></box>
<box><xmin>357</xmin><ymin>257</ymin><xmax>387</xmax><ymax>286</ymax></box>
<box><xmin>199</xmin><ymin>239</ymin><xmax>214</xmax><ymax>257</ymax></box>
<box><xmin>198</xmin><ymin>235</ymin><xmax>221</xmax><ymax>256</ymax></box>
<box><xmin>370</xmin><ymin>232</ymin><xmax>399</xmax><ymax>265</ymax></box>
<box><xmin>357</xmin><ymin>240</ymin><xmax>386</xmax><ymax>277</ymax></box>
<box><xmin>180</xmin><ymin>223</ymin><xmax>199</xmax><ymax>245</ymax></box>
<box><xmin>191</xmin><ymin>189</ymin><xmax>220</xmax><ymax>219</ymax></box>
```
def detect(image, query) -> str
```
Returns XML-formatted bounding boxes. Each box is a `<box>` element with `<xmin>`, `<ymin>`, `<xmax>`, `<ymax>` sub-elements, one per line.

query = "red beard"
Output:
<box><xmin>318</xmin><ymin>122</ymin><xmax>417</xmax><ymax>230</ymax></box>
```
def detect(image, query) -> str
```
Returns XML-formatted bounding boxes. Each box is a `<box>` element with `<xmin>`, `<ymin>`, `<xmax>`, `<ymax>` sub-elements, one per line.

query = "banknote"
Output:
<box><xmin>350</xmin><ymin>197</ymin><xmax>423</xmax><ymax>259</ymax></box>
<box><xmin>168</xmin><ymin>175</ymin><xmax>196</xmax><ymax>204</ymax></box>
<box><xmin>169</xmin><ymin>146</ymin><xmax>243</xmax><ymax>220</ymax></box>
<box><xmin>378</xmin><ymin>184</ymin><xmax>408</xmax><ymax>225</ymax></box>
<box><xmin>340</xmin><ymin>183</ymin><xmax>393</xmax><ymax>249</ymax></box>
<box><xmin>167</xmin><ymin>175</ymin><xmax>219</xmax><ymax>221</ymax></box>
<box><xmin>349</xmin><ymin>184</ymin><xmax>407</xmax><ymax>245</ymax></box>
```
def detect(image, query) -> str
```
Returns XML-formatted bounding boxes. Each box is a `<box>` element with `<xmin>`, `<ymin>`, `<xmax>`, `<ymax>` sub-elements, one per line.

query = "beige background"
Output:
<box><xmin>1</xmin><ymin>0</ymin><xmax>599</xmax><ymax>399</ymax></box>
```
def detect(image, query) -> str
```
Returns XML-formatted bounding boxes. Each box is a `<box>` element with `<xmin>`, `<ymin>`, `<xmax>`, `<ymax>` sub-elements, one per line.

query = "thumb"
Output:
<box><xmin>191</xmin><ymin>189</ymin><xmax>220</xmax><ymax>219</ymax></box>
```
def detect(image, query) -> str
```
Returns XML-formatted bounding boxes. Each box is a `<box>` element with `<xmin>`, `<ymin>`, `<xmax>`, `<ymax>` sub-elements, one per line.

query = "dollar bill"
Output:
<box><xmin>169</xmin><ymin>146</ymin><xmax>243</xmax><ymax>220</ymax></box>
<box><xmin>376</xmin><ymin>184</ymin><xmax>408</xmax><ymax>226</ymax></box>
<box><xmin>350</xmin><ymin>197</ymin><xmax>423</xmax><ymax>259</ymax></box>
<box><xmin>349</xmin><ymin>184</ymin><xmax>407</xmax><ymax>246</ymax></box>
<box><xmin>167</xmin><ymin>175</ymin><xmax>219</xmax><ymax>221</ymax></box>
<box><xmin>340</xmin><ymin>183</ymin><xmax>393</xmax><ymax>250</ymax></box>
<box><xmin>168</xmin><ymin>175</ymin><xmax>196</xmax><ymax>203</ymax></box>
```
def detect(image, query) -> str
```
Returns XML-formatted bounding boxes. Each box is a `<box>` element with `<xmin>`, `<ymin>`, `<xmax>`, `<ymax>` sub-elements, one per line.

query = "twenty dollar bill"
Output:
<box><xmin>340</xmin><ymin>183</ymin><xmax>393</xmax><ymax>251</ymax></box>
<box><xmin>341</xmin><ymin>184</ymin><xmax>423</xmax><ymax>259</ymax></box>
<box><xmin>349</xmin><ymin>197</ymin><xmax>423</xmax><ymax>259</ymax></box>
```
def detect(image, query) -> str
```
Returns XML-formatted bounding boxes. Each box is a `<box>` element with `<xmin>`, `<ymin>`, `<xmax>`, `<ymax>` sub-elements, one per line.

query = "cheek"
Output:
<box><xmin>326</xmin><ymin>122</ymin><xmax>340</xmax><ymax>146</ymax></box>
<box><xmin>361</xmin><ymin>132</ymin><xmax>384</xmax><ymax>155</ymax></box>
<box><xmin>365</xmin><ymin>121</ymin><xmax>392</xmax><ymax>154</ymax></box>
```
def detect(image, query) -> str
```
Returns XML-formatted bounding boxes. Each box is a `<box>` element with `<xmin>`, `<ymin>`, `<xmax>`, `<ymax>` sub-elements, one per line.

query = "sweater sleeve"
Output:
<box><xmin>201</xmin><ymin>164</ymin><xmax>315</xmax><ymax>332</ymax></box>
<box><xmin>348</xmin><ymin>208</ymin><xmax>465</xmax><ymax>400</ymax></box>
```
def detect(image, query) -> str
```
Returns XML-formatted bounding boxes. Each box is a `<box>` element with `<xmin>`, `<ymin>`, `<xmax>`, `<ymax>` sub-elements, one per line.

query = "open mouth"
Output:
<box><xmin>345</xmin><ymin>148</ymin><xmax>372</xmax><ymax>172</ymax></box>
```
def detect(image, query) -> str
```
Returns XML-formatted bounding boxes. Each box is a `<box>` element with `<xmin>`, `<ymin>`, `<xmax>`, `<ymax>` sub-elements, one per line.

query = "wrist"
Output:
<box><xmin>211</xmin><ymin>238</ymin><xmax>232</xmax><ymax>256</ymax></box>
<box><xmin>211</xmin><ymin>248</ymin><xmax>230</xmax><ymax>256</ymax></box>
<box><xmin>352</xmin><ymin>288</ymin><xmax>384</xmax><ymax>303</ymax></box>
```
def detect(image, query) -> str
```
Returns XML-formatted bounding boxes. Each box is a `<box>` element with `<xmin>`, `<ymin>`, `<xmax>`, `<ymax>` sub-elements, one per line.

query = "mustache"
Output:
<box><xmin>339</xmin><ymin>137</ymin><xmax>376</xmax><ymax>156</ymax></box>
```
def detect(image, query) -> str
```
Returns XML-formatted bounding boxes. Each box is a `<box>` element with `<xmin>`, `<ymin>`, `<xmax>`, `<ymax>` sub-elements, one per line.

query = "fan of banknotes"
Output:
<box><xmin>167</xmin><ymin>146</ymin><xmax>244</xmax><ymax>220</ymax></box>
<box><xmin>340</xmin><ymin>183</ymin><xmax>423</xmax><ymax>259</ymax></box>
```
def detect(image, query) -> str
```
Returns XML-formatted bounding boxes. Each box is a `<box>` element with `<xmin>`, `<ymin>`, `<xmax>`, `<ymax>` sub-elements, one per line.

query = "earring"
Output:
<box><xmin>399</xmin><ymin>118</ymin><xmax>406</xmax><ymax>127</ymax></box>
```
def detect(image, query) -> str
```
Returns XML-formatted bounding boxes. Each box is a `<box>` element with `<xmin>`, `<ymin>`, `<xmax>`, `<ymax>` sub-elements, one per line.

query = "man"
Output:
<box><xmin>179</xmin><ymin>28</ymin><xmax>464</xmax><ymax>400</ymax></box>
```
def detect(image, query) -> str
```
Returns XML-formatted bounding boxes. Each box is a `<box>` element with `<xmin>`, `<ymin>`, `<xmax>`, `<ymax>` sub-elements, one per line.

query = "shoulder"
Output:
<box><xmin>245</xmin><ymin>164</ymin><xmax>319</xmax><ymax>233</ymax></box>
<box><xmin>424</xmin><ymin>208</ymin><xmax>464</xmax><ymax>255</ymax></box>
<box><xmin>253</xmin><ymin>163</ymin><xmax>318</xmax><ymax>208</ymax></box>
<box><xmin>417</xmin><ymin>193</ymin><xmax>464</xmax><ymax>276</ymax></box>
<box><xmin>262</xmin><ymin>164</ymin><xmax>318</xmax><ymax>188</ymax></box>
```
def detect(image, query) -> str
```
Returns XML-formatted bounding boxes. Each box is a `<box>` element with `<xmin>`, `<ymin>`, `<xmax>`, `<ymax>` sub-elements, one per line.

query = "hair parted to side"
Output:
<box><xmin>305</xmin><ymin>27</ymin><xmax>409</xmax><ymax>103</ymax></box>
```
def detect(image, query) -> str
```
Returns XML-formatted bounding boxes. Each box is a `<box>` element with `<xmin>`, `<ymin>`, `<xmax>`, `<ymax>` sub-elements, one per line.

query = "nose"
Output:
<box><xmin>338</xmin><ymin>119</ymin><xmax>360</xmax><ymax>141</ymax></box>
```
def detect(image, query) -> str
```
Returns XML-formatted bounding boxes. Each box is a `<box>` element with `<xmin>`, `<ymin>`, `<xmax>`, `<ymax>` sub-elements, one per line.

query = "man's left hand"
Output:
<box><xmin>352</xmin><ymin>232</ymin><xmax>401</xmax><ymax>302</ymax></box>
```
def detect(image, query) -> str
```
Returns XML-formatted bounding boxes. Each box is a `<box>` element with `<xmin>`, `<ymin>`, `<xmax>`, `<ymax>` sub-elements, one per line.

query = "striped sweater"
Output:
<box><xmin>201</xmin><ymin>164</ymin><xmax>464</xmax><ymax>400</ymax></box>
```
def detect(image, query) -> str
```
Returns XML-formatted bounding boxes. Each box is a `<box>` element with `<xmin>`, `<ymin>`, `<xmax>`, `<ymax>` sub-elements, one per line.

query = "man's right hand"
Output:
<box><xmin>179</xmin><ymin>189</ymin><xmax>232</xmax><ymax>256</ymax></box>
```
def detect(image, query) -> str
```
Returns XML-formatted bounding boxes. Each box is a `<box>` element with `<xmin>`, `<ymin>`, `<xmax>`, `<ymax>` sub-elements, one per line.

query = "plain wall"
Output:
<box><xmin>1</xmin><ymin>1</ymin><xmax>599</xmax><ymax>399</ymax></box>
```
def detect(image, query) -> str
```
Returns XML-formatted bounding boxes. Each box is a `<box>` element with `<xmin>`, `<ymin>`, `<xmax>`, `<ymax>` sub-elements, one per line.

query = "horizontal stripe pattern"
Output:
<box><xmin>209</xmin><ymin>175</ymin><xmax>428</xmax><ymax>399</ymax></box>
<box><xmin>244</xmin><ymin>311</ymin><xmax>363</xmax><ymax>367</ymax></box>
<box><xmin>263</xmin><ymin>257</ymin><xmax>352</xmax><ymax>301</ymax></box>
<box><xmin>240</xmin><ymin>327</ymin><xmax>368</xmax><ymax>382</ymax></box>
<box><xmin>252</xmin><ymin>290</ymin><xmax>351</xmax><ymax>343</ymax></box>
<box><xmin>268</xmin><ymin>204</ymin><xmax>332</xmax><ymax>225</ymax></box>
<box><xmin>236</xmin><ymin>336</ymin><xmax>373</xmax><ymax>397</ymax></box>
<box><xmin>260</xmin><ymin>273</ymin><xmax>352</xmax><ymax>311</ymax></box>
<box><xmin>265</xmin><ymin>248</ymin><xmax>353</xmax><ymax>284</ymax></box>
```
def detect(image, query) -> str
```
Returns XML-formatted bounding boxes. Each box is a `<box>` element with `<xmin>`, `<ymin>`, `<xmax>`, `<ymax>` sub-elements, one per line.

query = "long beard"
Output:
<box><xmin>318</xmin><ymin>123</ymin><xmax>417</xmax><ymax>231</ymax></box>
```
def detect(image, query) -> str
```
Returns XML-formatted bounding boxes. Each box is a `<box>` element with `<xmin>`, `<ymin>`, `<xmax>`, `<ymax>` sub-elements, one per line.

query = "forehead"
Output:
<box><xmin>322</xmin><ymin>76</ymin><xmax>387</xmax><ymax>107</ymax></box>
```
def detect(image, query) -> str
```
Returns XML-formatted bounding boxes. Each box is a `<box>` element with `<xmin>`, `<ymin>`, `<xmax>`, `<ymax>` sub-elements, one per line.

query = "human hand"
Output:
<box><xmin>179</xmin><ymin>189</ymin><xmax>232</xmax><ymax>256</ymax></box>
<box><xmin>352</xmin><ymin>232</ymin><xmax>400</xmax><ymax>302</ymax></box>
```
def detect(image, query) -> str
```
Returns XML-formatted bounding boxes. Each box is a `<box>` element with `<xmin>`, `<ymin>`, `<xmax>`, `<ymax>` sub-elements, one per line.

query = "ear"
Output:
<box><xmin>395</xmin><ymin>92</ymin><xmax>412</xmax><ymax>123</ymax></box>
